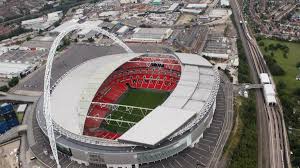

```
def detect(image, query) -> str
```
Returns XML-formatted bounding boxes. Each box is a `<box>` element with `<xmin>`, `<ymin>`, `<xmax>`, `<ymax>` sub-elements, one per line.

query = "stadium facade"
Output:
<box><xmin>36</xmin><ymin>52</ymin><xmax>220</xmax><ymax>168</ymax></box>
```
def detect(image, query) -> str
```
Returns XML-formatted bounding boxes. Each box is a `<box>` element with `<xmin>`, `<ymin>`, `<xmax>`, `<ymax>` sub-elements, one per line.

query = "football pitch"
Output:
<box><xmin>100</xmin><ymin>89</ymin><xmax>170</xmax><ymax>133</ymax></box>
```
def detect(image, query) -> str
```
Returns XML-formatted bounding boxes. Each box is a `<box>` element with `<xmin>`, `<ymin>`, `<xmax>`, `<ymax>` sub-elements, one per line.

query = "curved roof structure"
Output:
<box><xmin>50</xmin><ymin>53</ymin><xmax>219</xmax><ymax>146</ymax></box>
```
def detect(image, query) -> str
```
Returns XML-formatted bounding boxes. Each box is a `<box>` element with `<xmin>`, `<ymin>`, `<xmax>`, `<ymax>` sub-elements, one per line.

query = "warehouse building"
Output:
<box><xmin>186</xmin><ymin>3</ymin><xmax>208</xmax><ymax>9</ymax></box>
<box><xmin>221</xmin><ymin>0</ymin><xmax>230</xmax><ymax>6</ymax></box>
<box><xmin>116</xmin><ymin>26</ymin><xmax>129</xmax><ymax>35</ymax></box>
<box><xmin>119</xmin><ymin>0</ymin><xmax>138</xmax><ymax>3</ymax></box>
<box><xmin>126</xmin><ymin>28</ymin><xmax>173</xmax><ymax>43</ymax></box>
<box><xmin>21</xmin><ymin>11</ymin><xmax>63</xmax><ymax>30</ymax></box>
<box><xmin>0</xmin><ymin>62</ymin><xmax>33</xmax><ymax>79</ymax></box>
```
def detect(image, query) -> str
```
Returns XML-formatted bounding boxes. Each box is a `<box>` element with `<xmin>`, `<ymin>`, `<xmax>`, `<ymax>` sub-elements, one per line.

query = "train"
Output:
<box><xmin>259</xmin><ymin>73</ymin><xmax>277</xmax><ymax>106</ymax></box>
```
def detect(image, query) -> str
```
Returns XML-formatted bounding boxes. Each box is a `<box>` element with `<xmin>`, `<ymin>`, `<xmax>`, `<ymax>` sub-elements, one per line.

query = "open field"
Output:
<box><xmin>259</xmin><ymin>39</ymin><xmax>300</xmax><ymax>94</ymax></box>
<box><xmin>101</xmin><ymin>89</ymin><xmax>170</xmax><ymax>133</ymax></box>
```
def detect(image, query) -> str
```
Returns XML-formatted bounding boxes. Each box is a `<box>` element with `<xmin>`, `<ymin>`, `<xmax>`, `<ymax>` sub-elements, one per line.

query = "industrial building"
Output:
<box><xmin>21</xmin><ymin>11</ymin><xmax>63</xmax><ymax>30</ymax></box>
<box><xmin>126</xmin><ymin>28</ymin><xmax>173</xmax><ymax>42</ymax></box>
<box><xmin>50</xmin><ymin>19</ymin><xmax>80</xmax><ymax>35</ymax></box>
<box><xmin>116</xmin><ymin>25</ymin><xmax>129</xmax><ymax>35</ymax></box>
<box><xmin>119</xmin><ymin>0</ymin><xmax>138</xmax><ymax>3</ymax></box>
<box><xmin>21</xmin><ymin>36</ymin><xmax>55</xmax><ymax>51</ymax></box>
<box><xmin>221</xmin><ymin>0</ymin><xmax>230</xmax><ymax>6</ymax></box>
<box><xmin>0</xmin><ymin>62</ymin><xmax>32</xmax><ymax>79</ymax></box>
<box><xmin>180</xmin><ymin>8</ymin><xmax>202</xmax><ymax>14</ymax></box>
<box><xmin>167</xmin><ymin>3</ymin><xmax>179</xmax><ymax>12</ymax></box>
<box><xmin>186</xmin><ymin>3</ymin><xmax>208</xmax><ymax>9</ymax></box>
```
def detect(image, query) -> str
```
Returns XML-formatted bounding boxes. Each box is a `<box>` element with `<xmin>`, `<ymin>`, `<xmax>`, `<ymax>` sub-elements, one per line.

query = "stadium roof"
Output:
<box><xmin>51</xmin><ymin>53</ymin><xmax>139</xmax><ymax>134</ymax></box>
<box><xmin>118</xmin><ymin>106</ymin><xmax>197</xmax><ymax>146</ymax></box>
<box><xmin>50</xmin><ymin>53</ymin><xmax>219</xmax><ymax>145</ymax></box>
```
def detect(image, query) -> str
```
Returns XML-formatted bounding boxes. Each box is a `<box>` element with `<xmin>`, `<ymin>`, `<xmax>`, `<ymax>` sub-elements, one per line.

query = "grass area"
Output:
<box><xmin>258</xmin><ymin>39</ymin><xmax>300</xmax><ymax>166</ymax></box>
<box><xmin>222</xmin><ymin>98</ymin><xmax>242</xmax><ymax>157</ymax></box>
<box><xmin>100</xmin><ymin>89</ymin><xmax>170</xmax><ymax>134</ymax></box>
<box><xmin>118</xmin><ymin>89</ymin><xmax>170</xmax><ymax>109</ymax></box>
<box><xmin>227</xmin><ymin>94</ymin><xmax>257</xmax><ymax>168</ymax></box>
<box><xmin>259</xmin><ymin>39</ymin><xmax>300</xmax><ymax>94</ymax></box>
<box><xmin>16</xmin><ymin>113</ymin><xmax>24</xmax><ymax>123</ymax></box>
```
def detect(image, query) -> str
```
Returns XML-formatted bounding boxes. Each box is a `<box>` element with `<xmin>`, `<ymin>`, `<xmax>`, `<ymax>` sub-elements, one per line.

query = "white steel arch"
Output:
<box><xmin>43</xmin><ymin>24</ymin><xmax>133</xmax><ymax>168</ymax></box>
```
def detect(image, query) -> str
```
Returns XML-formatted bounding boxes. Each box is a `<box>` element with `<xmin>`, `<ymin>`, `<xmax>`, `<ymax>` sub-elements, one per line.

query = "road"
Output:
<box><xmin>0</xmin><ymin>93</ymin><xmax>38</xmax><ymax>103</ymax></box>
<box><xmin>230</xmin><ymin>0</ymin><xmax>292</xmax><ymax>167</ymax></box>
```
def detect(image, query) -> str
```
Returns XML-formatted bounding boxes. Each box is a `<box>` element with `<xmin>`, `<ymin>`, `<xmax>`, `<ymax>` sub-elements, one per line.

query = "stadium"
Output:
<box><xmin>34</xmin><ymin>51</ymin><xmax>220</xmax><ymax>168</ymax></box>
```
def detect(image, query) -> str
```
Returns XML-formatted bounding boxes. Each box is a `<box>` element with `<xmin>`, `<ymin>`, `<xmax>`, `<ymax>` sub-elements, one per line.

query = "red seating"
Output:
<box><xmin>83</xmin><ymin>56</ymin><xmax>182</xmax><ymax>139</ymax></box>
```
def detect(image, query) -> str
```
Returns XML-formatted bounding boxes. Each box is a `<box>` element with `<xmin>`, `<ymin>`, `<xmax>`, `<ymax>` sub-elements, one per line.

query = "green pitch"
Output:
<box><xmin>100</xmin><ymin>89</ymin><xmax>170</xmax><ymax>134</ymax></box>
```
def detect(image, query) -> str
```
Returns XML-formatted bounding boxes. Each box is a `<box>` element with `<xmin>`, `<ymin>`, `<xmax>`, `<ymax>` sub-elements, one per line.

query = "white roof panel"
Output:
<box><xmin>175</xmin><ymin>53</ymin><xmax>212</xmax><ymax>67</ymax></box>
<box><xmin>170</xmin><ymin>85</ymin><xmax>195</xmax><ymax>98</ymax></box>
<box><xmin>180</xmin><ymin>71</ymin><xmax>199</xmax><ymax>82</ymax></box>
<box><xmin>183</xmin><ymin>65</ymin><xmax>199</xmax><ymax>72</ymax></box>
<box><xmin>184</xmin><ymin>100</ymin><xmax>205</xmax><ymax>111</ymax></box>
<box><xmin>192</xmin><ymin>88</ymin><xmax>211</xmax><ymax>101</ymax></box>
<box><xmin>118</xmin><ymin>106</ymin><xmax>197</xmax><ymax>146</ymax></box>
<box><xmin>163</xmin><ymin>96</ymin><xmax>189</xmax><ymax>108</ymax></box>
<box><xmin>199</xmin><ymin>75</ymin><xmax>215</xmax><ymax>85</ymax></box>
<box><xmin>51</xmin><ymin>53</ymin><xmax>138</xmax><ymax>134</ymax></box>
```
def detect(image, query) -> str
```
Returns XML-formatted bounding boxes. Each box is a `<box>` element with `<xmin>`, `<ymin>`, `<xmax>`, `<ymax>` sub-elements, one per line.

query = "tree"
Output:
<box><xmin>0</xmin><ymin>85</ymin><xmax>9</xmax><ymax>92</ymax></box>
<box><xmin>8</xmin><ymin>77</ymin><xmax>19</xmax><ymax>87</ymax></box>
<box><xmin>277</xmin><ymin>80</ymin><xmax>286</xmax><ymax>90</ymax></box>
<box><xmin>294</xmin><ymin>88</ymin><xmax>300</xmax><ymax>97</ymax></box>
<box><xmin>88</xmin><ymin>37</ymin><xmax>94</xmax><ymax>43</ymax></box>
<box><xmin>63</xmin><ymin>37</ymin><xmax>70</xmax><ymax>46</ymax></box>
<box><xmin>258</xmin><ymin>41</ymin><xmax>264</xmax><ymax>47</ymax></box>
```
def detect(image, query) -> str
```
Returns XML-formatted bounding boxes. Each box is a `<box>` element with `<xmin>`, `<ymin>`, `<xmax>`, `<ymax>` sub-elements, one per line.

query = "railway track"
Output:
<box><xmin>230</xmin><ymin>0</ymin><xmax>292</xmax><ymax>167</ymax></box>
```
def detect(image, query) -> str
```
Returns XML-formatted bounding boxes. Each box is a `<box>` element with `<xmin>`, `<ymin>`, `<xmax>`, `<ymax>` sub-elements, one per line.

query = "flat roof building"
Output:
<box><xmin>167</xmin><ymin>3</ymin><xmax>179</xmax><ymax>12</ymax></box>
<box><xmin>0</xmin><ymin>62</ymin><xmax>32</xmax><ymax>79</ymax></box>
<box><xmin>126</xmin><ymin>28</ymin><xmax>173</xmax><ymax>42</ymax></box>
<box><xmin>119</xmin><ymin>0</ymin><xmax>138</xmax><ymax>3</ymax></box>
<box><xmin>186</xmin><ymin>3</ymin><xmax>207</xmax><ymax>9</ymax></box>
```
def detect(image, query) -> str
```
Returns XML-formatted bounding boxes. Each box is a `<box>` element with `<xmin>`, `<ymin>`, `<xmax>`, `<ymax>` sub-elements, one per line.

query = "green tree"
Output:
<box><xmin>88</xmin><ymin>37</ymin><xmax>95</xmax><ymax>43</ymax></box>
<box><xmin>8</xmin><ymin>77</ymin><xmax>19</xmax><ymax>87</ymax></box>
<box><xmin>294</xmin><ymin>88</ymin><xmax>300</xmax><ymax>97</ymax></box>
<box><xmin>258</xmin><ymin>41</ymin><xmax>264</xmax><ymax>46</ymax></box>
<box><xmin>0</xmin><ymin>85</ymin><xmax>9</xmax><ymax>92</ymax></box>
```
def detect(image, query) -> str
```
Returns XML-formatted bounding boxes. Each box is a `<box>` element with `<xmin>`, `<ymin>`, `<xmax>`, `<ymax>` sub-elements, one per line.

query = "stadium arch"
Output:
<box><xmin>43</xmin><ymin>24</ymin><xmax>133</xmax><ymax>168</ymax></box>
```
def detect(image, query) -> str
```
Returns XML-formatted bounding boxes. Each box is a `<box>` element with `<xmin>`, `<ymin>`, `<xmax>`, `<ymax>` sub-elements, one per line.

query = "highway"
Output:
<box><xmin>230</xmin><ymin>0</ymin><xmax>292</xmax><ymax>168</ymax></box>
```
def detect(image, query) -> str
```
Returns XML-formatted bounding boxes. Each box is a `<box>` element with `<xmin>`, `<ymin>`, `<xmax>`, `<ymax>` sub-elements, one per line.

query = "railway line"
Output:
<box><xmin>230</xmin><ymin>0</ymin><xmax>292</xmax><ymax>167</ymax></box>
